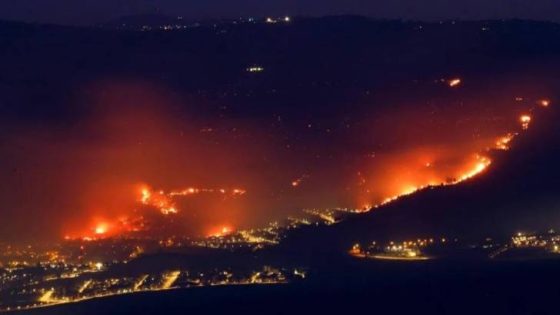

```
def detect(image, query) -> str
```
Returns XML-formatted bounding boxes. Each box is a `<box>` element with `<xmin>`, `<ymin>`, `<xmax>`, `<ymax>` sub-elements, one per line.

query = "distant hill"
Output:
<box><xmin>273</xmin><ymin>104</ymin><xmax>560</xmax><ymax>257</ymax></box>
<box><xmin>1</xmin><ymin>16</ymin><xmax>560</xmax><ymax>123</ymax></box>
<box><xmin>100</xmin><ymin>14</ymin><xmax>194</xmax><ymax>30</ymax></box>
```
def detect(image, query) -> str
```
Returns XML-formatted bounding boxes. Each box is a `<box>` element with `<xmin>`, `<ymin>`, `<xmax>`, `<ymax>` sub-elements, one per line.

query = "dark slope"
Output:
<box><xmin>272</xmin><ymin>103</ymin><xmax>560</xmax><ymax>256</ymax></box>
<box><xmin>18</xmin><ymin>260</ymin><xmax>560</xmax><ymax>315</ymax></box>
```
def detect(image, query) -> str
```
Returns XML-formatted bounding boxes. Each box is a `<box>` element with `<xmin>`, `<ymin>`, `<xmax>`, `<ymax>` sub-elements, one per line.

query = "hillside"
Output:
<box><xmin>274</xmin><ymin>103</ymin><xmax>560</xmax><ymax>257</ymax></box>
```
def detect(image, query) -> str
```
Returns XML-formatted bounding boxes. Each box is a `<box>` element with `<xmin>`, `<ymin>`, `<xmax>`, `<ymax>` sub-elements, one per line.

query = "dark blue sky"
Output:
<box><xmin>1</xmin><ymin>0</ymin><xmax>560</xmax><ymax>25</ymax></box>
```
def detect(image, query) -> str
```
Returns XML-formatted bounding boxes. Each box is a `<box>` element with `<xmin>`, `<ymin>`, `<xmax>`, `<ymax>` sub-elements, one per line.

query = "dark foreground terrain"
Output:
<box><xmin>19</xmin><ymin>258</ymin><xmax>560</xmax><ymax>315</ymax></box>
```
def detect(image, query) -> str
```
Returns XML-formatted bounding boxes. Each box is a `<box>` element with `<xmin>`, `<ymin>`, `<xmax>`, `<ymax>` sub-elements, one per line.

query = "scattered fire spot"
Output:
<box><xmin>538</xmin><ymin>99</ymin><xmax>550</xmax><ymax>107</ymax></box>
<box><xmin>291</xmin><ymin>175</ymin><xmax>309</xmax><ymax>187</ymax></box>
<box><xmin>94</xmin><ymin>223</ymin><xmax>108</xmax><ymax>235</ymax></box>
<box><xmin>495</xmin><ymin>133</ymin><xmax>515</xmax><ymax>150</ymax></box>
<box><xmin>448</xmin><ymin>78</ymin><xmax>462</xmax><ymax>88</ymax></box>
<box><xmin>520</xmin><ymin>115</ymin><xmax>531</xmax><ymax>130</ymax></box>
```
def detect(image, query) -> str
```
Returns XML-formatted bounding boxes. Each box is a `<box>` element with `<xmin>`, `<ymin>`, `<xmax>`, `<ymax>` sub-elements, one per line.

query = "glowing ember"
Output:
<box><xmin>448</xmin><ymin>78</ymin><xmax>462</xmax><ymax>87</ymax></box>
<box><xmin>291</xmin><ymin>175</ymin><xmax>309</xmax><ymax>187</ymax></box>
<box><xmin>538</xmin><ymin>99</ymin><xmax>550</xmax><ymax>107</ymax></box>
<box><xmin>520</xmin><ymin>115</ymin><xmax>531</xmax><ymax>130</ymax></box>
<box><xmin>140</xmin><ymin>188</ymin><xmax>151</xmax><ymax>203</ymax></box>
<box><xmin>231</xmin><ymin>189</ymin><xmax>246</xmax><ymax>195</ymax></box>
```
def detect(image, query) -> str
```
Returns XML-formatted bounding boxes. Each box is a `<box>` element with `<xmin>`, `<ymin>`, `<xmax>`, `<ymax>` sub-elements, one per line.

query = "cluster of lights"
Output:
<box><xmin>511</xmin><ymin>231</ymin><xmax>560</xmax><ymax>250</ymax></box>
<box><xmin>349</xmin><ymin>238</ymin><xmax>441</xmax><ymax>261</ymax></box>
<box><xmin>265</xmin><ymin>16</ymin><xmax>291</xmax><ymax>24</ymax></box>
<box><xmin>303</xmin><ymin>209</ymin><xmax>337</xmax><ymax>225</ymax></box>
<box><xmin>0</xmin><ymin>266</ymin><xmax>297</xmax><ymax>312</ymax></box>
<box><xmin>247</xmin><ymin>66</ymin><xmax>264</xmax><ymax>73</ymax></box>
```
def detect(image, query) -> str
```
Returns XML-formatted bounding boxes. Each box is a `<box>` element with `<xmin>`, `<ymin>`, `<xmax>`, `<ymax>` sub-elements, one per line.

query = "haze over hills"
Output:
<box><xmin>2</xmin><ymin>16</ymin><xmax>560</xmax><ymax>242</ymax></box>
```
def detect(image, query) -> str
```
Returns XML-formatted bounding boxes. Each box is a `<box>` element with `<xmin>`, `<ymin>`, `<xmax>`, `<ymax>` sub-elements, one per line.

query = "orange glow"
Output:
<box><xmin>363</xmin><ymin>152</ymin><xmax>494</xmax><ymax>210</ymax></box>
<box><xmin>140</xmin><ymin>188</ymin><xmax>151</xmax><ymax>204</ymax></box>
<box><xmin>93</xmin><ymin>221</ymin><xmax>109</xmax><ymax>237</ymax></box>
<box><xmin>138</xmin><ymin>185</ymin><xmax>177</xmax><ymax>215</ymax></box>
<box><xmin>63</xmin><ymin>215</ymin><xmax>148</xmax><ymax>241</ymax></box>
<box><xmin>443</xmin><ymin>154</ymin><xmax>491</xmax><ymax>185</ymax></box>
<box><xmin>94</xmin><ymin>223</ymin><xmax>108</xmax><ymax>235</ymax></box>
<box><xmin>466</xmin><ymin>156</ymin><xmax>490</xmax><ymax>176</ymax></box>
<box><xmin>48</xmin><ymin>79</ymin><xmax>546</xmax><ymax>242</ymax></box>
<box><xmin>62</xmin><ymin>221</ymin><xmax>114</xmax><ymax>241</ymax></box>
<box><xmin>400</xmin><ymin>185</ymin><xmax>419</xmax><ymax>196</ymax></box>
<box><xmin>207</xmin><ymin>225</ymin><xmax>234</xmax><ymax>237</ymax></box>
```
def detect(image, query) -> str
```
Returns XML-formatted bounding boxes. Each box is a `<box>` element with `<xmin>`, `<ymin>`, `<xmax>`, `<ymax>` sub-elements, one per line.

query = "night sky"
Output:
<box><xmin>1</xmin><ymin>0</ymin><xmax>560</xmax><ymax>25</ymax></box>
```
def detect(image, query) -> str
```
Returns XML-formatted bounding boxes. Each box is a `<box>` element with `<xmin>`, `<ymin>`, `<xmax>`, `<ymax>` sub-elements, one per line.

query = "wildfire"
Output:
<box><xmin>138</xmin><ymin>185</ymin><xmax>246</xmax><ymax>215</ymax></box>
<box><xmin>63</xmin><ymin>221</ymin><xmax>113</xmax><ymax>241</ymax></box>
<box><xmin>138</xmin><ymin>186</ymin><xmax>177</xmax><ymax>215</ymax></box>
<box><xmin>168</xmin><ymin>187</ymin><xmax>246</xmax><ymax>197</ymax></box>
<box><xmin>67</xmin><ymin>184</ymin><xmax>247</xmax><ymax>240</ymax></box>
<box><xmin>370</xmin><ymin>153</ymin><xmax>492</xmax><ymax>210</ymax></box>
<box><xmin>457</xmin><ymin>155</ymin><xmax>491</xmax><ymax>182</ymax></box>
<box><xmin>94</xmin><ymin>223</ymin><xmax>108</xmax><ymax>235</ymax></box>
<box><xmin>495</xmin><ymin>133</ymin><xmax>515</xmax><ymax>150</ymax></box>
<box><xmin>208</xmin><ymin>225</ymin><xmax>234</xmax><ymax>237</ymax></box>
<box><xmin>62</xmin><ymin>88</ymin><xmax>549</xmax><ymax>243</ymax></box>
<box><xmin>140</xmin><ymin>188</ymin><xmax>151</xmax><ymax>203</ymax></box>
